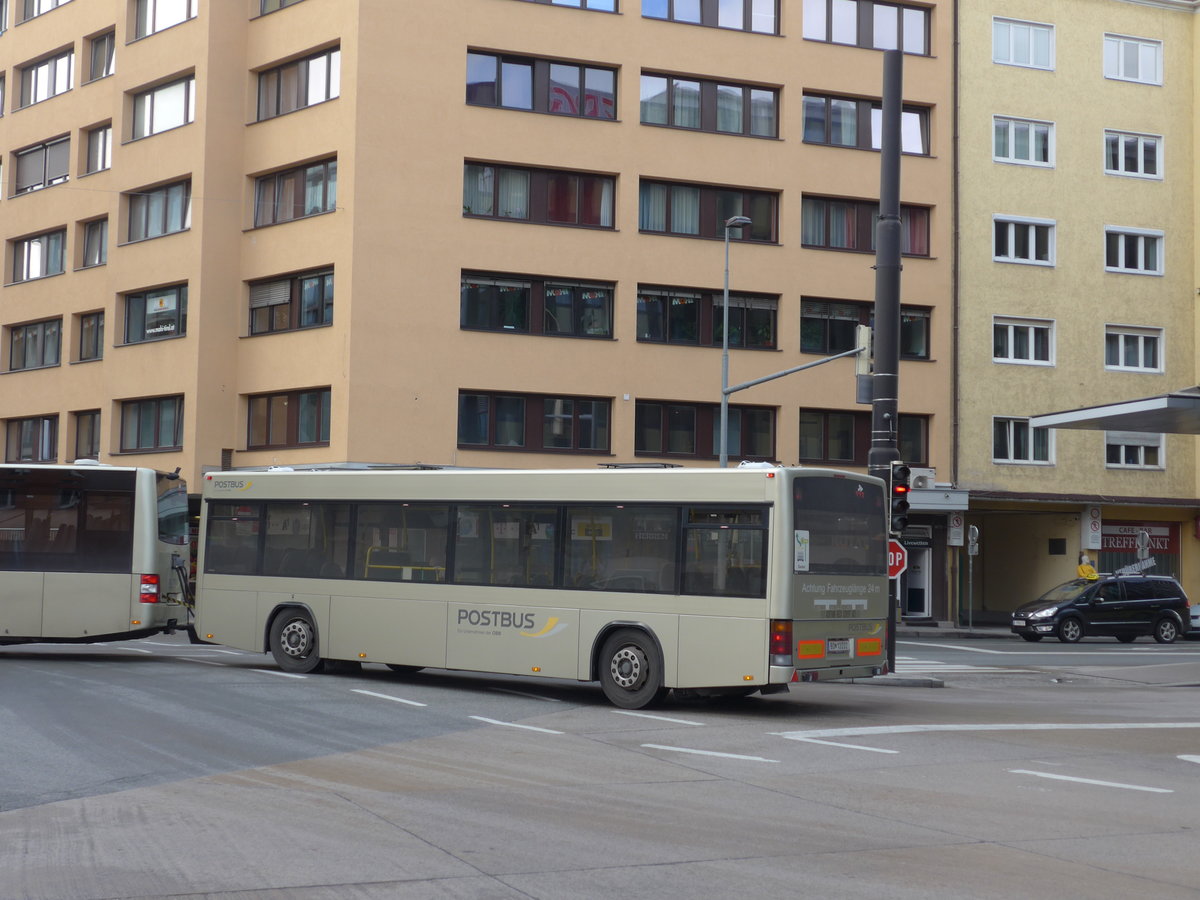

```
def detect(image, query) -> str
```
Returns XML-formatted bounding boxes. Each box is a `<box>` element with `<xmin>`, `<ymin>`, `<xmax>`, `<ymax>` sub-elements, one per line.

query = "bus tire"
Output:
<box><xmin>599</xmin><ymin>628</ymin><xmax>668</xmax><ymax>710</ymax></box>
<box><xmin>269</xmin><ymin>609</ymin><xmax>324</xmax><ymax>674</ymax></box>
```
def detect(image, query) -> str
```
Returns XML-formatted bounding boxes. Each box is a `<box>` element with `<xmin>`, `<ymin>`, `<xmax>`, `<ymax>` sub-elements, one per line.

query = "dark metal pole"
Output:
<box><xmin>871</xmin><ymin>49</ymin><xmax>904</xmax><ymax>672</ymax></box>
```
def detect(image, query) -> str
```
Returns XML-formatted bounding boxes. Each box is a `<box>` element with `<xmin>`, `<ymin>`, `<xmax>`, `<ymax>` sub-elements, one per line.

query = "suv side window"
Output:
<box><xmin>1123</xmin><ymin>581</ymin><xmax>1156</xmax><ymax>602</ymax></box>
<box><xmin>1096</xmin><ymin>582</ymin><xmax>1123</xmax><ymax>602</ymax></box>
<box><xmin>1150</xmin><ymin>580</ymin><xmax>1181</xmax><ymax>600</ymax></box>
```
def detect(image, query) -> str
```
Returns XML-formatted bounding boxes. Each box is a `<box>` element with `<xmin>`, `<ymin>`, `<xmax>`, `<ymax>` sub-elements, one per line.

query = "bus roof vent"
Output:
<box><xmin>72</xmin><ymin>458</ymin><xmax>105</xmax><ymax>466</ymax></box>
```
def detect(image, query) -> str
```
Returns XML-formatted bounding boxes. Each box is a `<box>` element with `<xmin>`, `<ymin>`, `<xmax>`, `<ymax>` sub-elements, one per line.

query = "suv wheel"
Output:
<box><xmin>1153</xmin><ymin>617</ymin><xmax>1179</xmax><ymax>644</ymax></box>
<box><xmin>1057</xmin><ymin>616</ymin><xmax>1083</xmax><ymax>643</ymax></box>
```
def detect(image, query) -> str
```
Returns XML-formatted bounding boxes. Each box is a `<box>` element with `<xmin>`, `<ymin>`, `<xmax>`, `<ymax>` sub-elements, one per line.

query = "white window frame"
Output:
<box><xmin>994</xmin><ymin>215</ymin><xmax>1055</xmax><ymax>266</ymax></box>
<box><xmin>134</xmin><ymin>0</ymin><xmax>197</xmax><ymax>39</ymax></box>
<box><xmin>993</xmin><ymin>115</ymin><xmax>1054</xmax><ymax>167</ymax></box>
<box><xmin>1105</xmin><ymin>226</ymin><xmax>1163</xmax><ymax>275</ymax></box>
<box><xmin>131</xmin><ymin>76</ymin><xmax>196</xmax><ymax>140</ymax></box>
<box><xmin>993</xmin><ymin>18</ymin><xmax>1054</xmax><ymax>70</ymax></box>
<box><xmin>1104</xmin><ymin>324</ymin><xmax>1162</xmax><ymax>373</ymax></box>
<box><xmin>1104</xmin><ymin>34</ymin><xmax>1162</xmax><ymax>86</ymax></box>
<box><xmin>993</xmin><ymin>417</ymin><xmax>1053</xmax><ymax>465</ymax></box>
<box><xmin>12</xmin><ymin>229</ymin><xmax>66</xmax><ymax>283</ymax></box>
<box><xmin>1105</xmin><ymin>431</ymin><xmax>1163</xmax><ymax>469</ymax></box>
<box><xmin>1104</xmin><ymin>130</ymin><xmax>1162</xmax><ymax>179</ymax></box>
<box><xmin>85</xmin><ymin>124</ymin><xmax>113</xmax><ymax>174</ymax></box>
<box><xmin>19</xmin><ymin>49</ymin><xmax>73</xmax><ymax>108</ymax></box>
<box><xmin>993</xmin><ymin>316</ymin><xmax>1054</xmax><ymax>366</ymax></box>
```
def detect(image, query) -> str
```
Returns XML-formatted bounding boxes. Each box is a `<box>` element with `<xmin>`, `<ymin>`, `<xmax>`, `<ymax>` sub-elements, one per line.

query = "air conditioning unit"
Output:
<box><xmin>909</xmin><ymin>467</ymin><xmax>936</xmax><ymax>490</ymax></box>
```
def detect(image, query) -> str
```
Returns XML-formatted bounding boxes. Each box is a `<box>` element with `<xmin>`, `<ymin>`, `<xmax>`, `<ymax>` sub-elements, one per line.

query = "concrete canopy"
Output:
<box><xmin>1029</xmin><ymin>387</ymin><xmax>1200</xmax><ymax>434</ymax></box>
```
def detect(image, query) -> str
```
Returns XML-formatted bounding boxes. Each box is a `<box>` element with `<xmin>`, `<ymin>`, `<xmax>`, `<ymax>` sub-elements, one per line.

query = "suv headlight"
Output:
<box><xmin>1028</xmin><ymin>607</ymin><xmax>1057</xmax><ymax>619</ymax></box>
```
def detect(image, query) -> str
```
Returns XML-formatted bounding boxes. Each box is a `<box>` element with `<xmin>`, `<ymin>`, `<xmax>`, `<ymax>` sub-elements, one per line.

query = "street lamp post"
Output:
<box><xmin>720</xmin><ymin>215</ymin><xmax>753</xmax><ymax>467</ymax></box>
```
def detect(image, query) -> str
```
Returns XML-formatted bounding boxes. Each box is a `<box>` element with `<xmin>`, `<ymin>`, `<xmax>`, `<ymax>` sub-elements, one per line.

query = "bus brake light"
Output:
<box><xmin>139</xmin><ymin>574</ymin><xmax>161</xmax><ymax>603</ymax></box>
<box><xmin>769</xmin><ymin>619</ymin><xmax>793</xmax><ymax>666</ymax></box>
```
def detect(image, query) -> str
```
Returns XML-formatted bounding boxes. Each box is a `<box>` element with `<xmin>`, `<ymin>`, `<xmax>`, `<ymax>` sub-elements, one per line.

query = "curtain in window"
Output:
<box><xmin>749</xmin><ymin>90</ymin><xmax>775</xmax><ymax>137</ymax></box>
<box><xmin>547</xmin><ymin>173</ymin><xmax>578</xmax><ymax>224</ymax></box>
<box><xmin>802</xmin><ymin>198</ymin><xmax>826</xmax><ymax>246</ymax></box>
<box><xmin>716</xmin><ymin>85</ymin><xmax>742</xmax><ymax>133</ymax></box>
<box><xmin>494</xmin><ymin>397</ymin><xmax>525</xmax><ymax>446</ymax></box>
<box><xmin>901</xmin><ymin>207</ymin><xmax>929</xmax><ymax>256</ymax></box>
<box><xmin>670</xmin><ymin>185</ymin><xmax>700</xmax><ymax>235</ymax></box>
<box><xmin>828</xmin><ymin>201</ymin><xmax>855</xmax><ymax>249</ymax></box>
<box><xmin>463</xmin><ymin>165</ymin><xmax>494</xmax><ymax>216</ymax></box>
<box><xmin>640</xmin><ymin>75</ymin><xmax>668</xmax><ymax>124</ymax></box>
<box><xmin>639</xmin><ymin>183</ymin><xmax>667</xmax><ymax>231</ymax></box>
<box><xmin>497</xmin><ymin>169</ymin><xmax>529</xmax><ymax>219</ymax></box>
<box><xmin>673</xmin><ymin>79</ymin><xmax>701</xmax><ymax>128</ymax></box>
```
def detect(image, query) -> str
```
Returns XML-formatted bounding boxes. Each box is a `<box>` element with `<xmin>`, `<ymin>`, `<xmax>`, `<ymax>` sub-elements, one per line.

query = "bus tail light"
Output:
<box><xmin>138</xmin><ymin>574</ymin><xmax>161</xmax><ymax>603</ymax></box>
<box><xmin>769</xmin><ymin>619</ymin><xmax>793</xmax><ymax>666</ymax></box>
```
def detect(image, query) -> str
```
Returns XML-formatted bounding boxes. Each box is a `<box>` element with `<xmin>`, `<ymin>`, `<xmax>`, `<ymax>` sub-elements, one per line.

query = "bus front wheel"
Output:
<box><xmin>269</xmin><ymin>609</ymin><xmax>324</xmax><ymax>674</ymax></box>
<box><xmin>599</xmin><ymin>629</ymin><xmax>668</xmax><ymax>710</ymax></box>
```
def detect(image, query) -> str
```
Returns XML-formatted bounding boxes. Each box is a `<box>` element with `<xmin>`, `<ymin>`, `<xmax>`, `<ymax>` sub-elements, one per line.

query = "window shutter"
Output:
<box><xmin>250</xmin><ymin>279</ymin><xmax>290</xmax><ymax>308</ymax></box>
<box><xmin>46</xmin><ymin>139</ymin><xmax>70</xmax><ymax>183</ymax></box>
<box><xmin>15</xmin><ymin>147</ymin><xmax>45</xmax><ymax>192</ymax></box>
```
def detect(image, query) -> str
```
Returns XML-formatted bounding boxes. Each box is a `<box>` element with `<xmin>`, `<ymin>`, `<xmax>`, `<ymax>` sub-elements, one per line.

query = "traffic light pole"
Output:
<box><xmin>869</xmin><ymin>50</ymin><xmax>904</xmax><ymax>673</ymax></box>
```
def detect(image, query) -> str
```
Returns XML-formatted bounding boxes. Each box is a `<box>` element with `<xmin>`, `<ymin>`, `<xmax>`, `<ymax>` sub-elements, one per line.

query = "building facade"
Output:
<box><xmin>954</xmin><ymin>0</ymin><xmax>1200</xmax><ymax>623</ymax></box>
<box><xmin>0</xmin><ymin>0</ymin><xmax>957</xmax><ymax>610</ymax></box>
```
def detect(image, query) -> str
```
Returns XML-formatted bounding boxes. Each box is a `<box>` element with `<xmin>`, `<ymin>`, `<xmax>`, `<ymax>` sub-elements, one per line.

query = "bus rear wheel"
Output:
<box><xmin>269</xmin><ymin>609</ymin><xmax>324</xmax><ymax>674</ymax></box>
<box><xmin>599</xmin><ymin>629</ymin><xmax>668</xmax><ymax>710</ymax></box>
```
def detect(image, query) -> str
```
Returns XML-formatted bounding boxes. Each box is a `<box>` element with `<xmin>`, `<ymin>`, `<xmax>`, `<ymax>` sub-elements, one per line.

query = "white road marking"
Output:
<box><xmin>252</xmin><ymin>668</ymin><xmax>307</xmax><ymax>679</ymax></box>
<box><xmin>117</xmin><ymin>647</ymin><xmax>153</xmax><ymax>654</ymax></box>
<box><xmin>789</xmin><ymin>737</ymin><xmax>899</xmax><ymax>754</ymax></box>
<box><xmin>642</xmin><ymin>744</ymin><xmax>778</xmax><ymax>763</ymax></box>
<box><xmin>352</xmin><ymin>689</ymin><xmax>427</xmax><ymax>707</ymax></box>
<box><xmin>893</xmin><ymin>657</ymin><xmax>1034</xmax><ymax>674</ymax></box>
<box><xmin>488</xmin><ymin>687</ymin><xmax>561</xmax><ymax>702</ymax></box>
<box><xmin>897</xmin><ymin>640</ymin><xmax>1200</xmax><ymax>658</ymax></box>
<box><xmin>776</xmin><ymin>722</ymin><xmax>1200</xmax><ymax>740</ymax></box>
<box><xmin>1180</xmin><ymin>755</ymin><xmax>1200</xmax><ymax>765</ymax></box>
<box><xmin>897</xmin><ymin>641</ymin><xmax>1007</xmax><ymax>655</ymax></box>
<box><xmin>470</xmin><ymin>716</ymin><xmax>563</xmax><ymax>734</ymax></box>
<box><xmin>612</xmin><ymin>710</ymin><xmax>704</xmax><ymax>726</ymax></box>
<box><xmin>1009</xmin><ymin>769</ymin><xmax>1172</xmax><ymax>793</ymax></box>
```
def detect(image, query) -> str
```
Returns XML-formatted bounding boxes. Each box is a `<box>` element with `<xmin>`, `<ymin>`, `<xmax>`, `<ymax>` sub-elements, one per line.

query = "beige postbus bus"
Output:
<box><xmin>0</xmin><ymin>463</ymin><xmax>191</xmax><ymax>647</ymax></box>
<box><xmin>195</xmin><ymin>465</ymin><xmax>889</xmax><ymax>708</ymax></box>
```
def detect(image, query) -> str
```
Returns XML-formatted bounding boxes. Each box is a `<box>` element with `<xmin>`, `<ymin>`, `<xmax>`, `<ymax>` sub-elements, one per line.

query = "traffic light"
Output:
<box><xmin>889</xmin><ymin>461</ymin><xmax>911</xmax><ymax>536</ymax></box>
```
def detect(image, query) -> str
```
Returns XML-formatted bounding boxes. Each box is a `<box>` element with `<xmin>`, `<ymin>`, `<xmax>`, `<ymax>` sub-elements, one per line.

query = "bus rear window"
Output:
<box><xmin>793</xmin><ymin>476</ymin><xmax>886</xmax><ymax>575</ymax></box>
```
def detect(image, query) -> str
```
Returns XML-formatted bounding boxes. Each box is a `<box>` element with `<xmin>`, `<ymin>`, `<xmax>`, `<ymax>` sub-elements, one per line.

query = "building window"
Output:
<box><xmin>799</xmin><ymin>408</ymin><xmax>927</xmax><ymax>465</ymax></box>
<box><xmin>78</xmin><ymin>311</ymin><xmax>104</xmax><ymax>360</ymax></box>
<box><xmin>258</xmin><ymin>47</ymin><xmax>341</xmax><ymax>121</ymax></box>
<box><xmin>19</xmin><ymin>49</ymin><xmax>73</xmax><ymax>108</ymax></box>
<box><xmin>131</xmin><ymin>76</ymin><xmax>196</xmax><ymax>139</ymax></box>
<box><xmin>644</xmin><ymin>0</ymin><xmax>777</xmax><ymax>34</ymax></box>
<box><xmin>1105</xmin><ymin>131</ymin><xmax>1160</xmax><ymax>179</ymax></box>
<box><xmin>254</xmin><ymin>159</ymin><xmax>338</xmax><ymax>227</ymax></box>
<box><xmin>993</xmin><ymin>18</ymin><xmax>1053</xmax><ymax>70</ymax></box>
<box><xmin>74</xmin><ymin>410</ymin><xmax>100</xmax><ymax>459</ymax></box>
<box><xmin>134</xmin><ymin>0</ymin><xmax>197</xmax><ymax>38</ymax></box>
<box><xmin>9</xmin><ymin>319</ymin><xmax>61</xmax><ymax>371</ymax></box>
<box><xmin>1105</xmin><ymin>227</ymin><xmax>1162</xmax><ymax>275</ymax></box>
<box><xmin>1105</xmin><ymin>325</ymin><xmax>1161</xmax><ymax>373</ymax></box>
<box><xmin>86</xmin><ymin>125</ymin><xmax>113</xmax><ymax>173</ymax></box>
<box><xmin>6</xmin><ymin>415</ymin><xmax>57</xmax><ymax>462</ymax></box>
<box><xmin>464</xmin><ymin>163</ymin><xmax>614</xmax><ymax>228</ymax></box>
<box><xmin>993</xmin><ymin>216</ymin><xmax>1054</xmax><ymax>266</ymax></box>
<box><xmin>993</xmin><ymin>317</ymin><xmax>1052</xmax><ymax>365</ymax></box>
<box><xmin>0</xmin><ymin>75</ymin><xmax>6</xmax><ymax>113</ymax></box>
<box><xmin>803</xmin><ymin>93</ymin><xmax>928</xmax><ymax>155</ymax></box>
<box><xmin>801</xmin><ymin>197</ymin><xmax>930</xmax><ymax>256</ymax></box>
<box><xmin>640</xmin><ymin>181</ymin><xmax>777</xmax><ymax>242</ymax></box>
<box><xmin>120</xmin><ymin>396</ymin><xmax>183</xmax><ymax>452</ymax></box>
<box><xmin>459</xmin><ymin>392</ymin><xmax>611</xmax><ymax>452</ymax></box>
<box><xmin>12</xmin><ymin>230</ymin><xmax>66</xmax><ymax>282</ymax></box>
<box><xmin>261</xmin><ymin>0</ymin><xmax>304</xmax><ymax>11</ymax></box>
<box><xmin>801</xmin><ymin>299</ymin><xmax>929</xmax><ymax>360</ymax></box>
<box><xmin>1105</xmin><ymin>431</ymin><xmax>1162</xmax><ymax>469</ymax></box>
<box><xmin>88</xmin><ymin>32</ymin><xmax>116</xmax><ymax>81</ymax></box>
<box><xmin>249</xmin><ymin>269</ymin><xmax>334</xmax><ymax>334</ymax></box>
<box><xmin>461</xmin><ymin>273</ymin><xmax>613</xmax><ymax>338</ymax></box>
<box><xmin>994</xmin><ymin>116</ymin><xmax>1053</xmax><ymax>166</ymax></box>
<box><xmin>82</xmin><ymin>218</ymin><xmax>107</xmax><ymax>267</ymax></box>
<box><xmin>637</xmin><ymin>287</ymin><xmax>778</xmax><ymax>349</ymax></box>
<box><xmin>993</xmin><ymin>417</ymin><xmax>1051</xmax><ymax>464</ymax></box>
<box><xmin>636</xmin><ymin>401</ymin><xmax>774</xmax><ymax>460</ymax></box>
<box><xmin>17</xmin><ymin>0</ymin><xmax>70</xmax><ymax>23</ymax></box>
<box><xmin>125</xmin><ymin>285</ymin><xmax>187</xmax><ymax>343</ymax></box>
<box><xmin>641</xmin><ymin>74</ymin><xmax>777</xmax><ymax>137</ymax></box>
<box><xmin>247</xmin><ymin>388</ymin><xmax>331</xmax><ymax>449</ymax></box>
<box><xmin>803</xmin><ymin>0</ymin><xmax>928</xmax><ymax>54</ymax></box>
<box><xmin>14</xmin><ymin>137</ymin><xmax>70</xmax><ymax>194</ymax></box>
<box><xmin>1104</xmin><ymin>34</ymin><xmax>1162</xmax><ymax>85</ymax></box>
<box><xmin>468</xmin><ymin>52</ymin><xmax>616</xmax><ymax>120</ymax></box>
<box><xmin>518</xmin><ymin>0</ymin><xmax>616</xmax><ymax>9</ymax></box>
<box><xmin>127</xmin><ymin>180</ymin><xmax>191</xmax><ymax>242</ymax></box>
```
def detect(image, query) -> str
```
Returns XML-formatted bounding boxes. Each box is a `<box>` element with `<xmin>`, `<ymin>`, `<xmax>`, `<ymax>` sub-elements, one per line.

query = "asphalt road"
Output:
<box><xmin>2</xmin><ymin>635</ymin><xmax>1199</xmax><ymax>900</ymax></box>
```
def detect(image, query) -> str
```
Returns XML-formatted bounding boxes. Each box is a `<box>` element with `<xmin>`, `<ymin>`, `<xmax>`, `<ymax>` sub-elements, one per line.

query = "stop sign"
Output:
<box><xmin>888</xmin><ymin>539</ymin><xmax>908</xmax><ymax>579</ymax></box>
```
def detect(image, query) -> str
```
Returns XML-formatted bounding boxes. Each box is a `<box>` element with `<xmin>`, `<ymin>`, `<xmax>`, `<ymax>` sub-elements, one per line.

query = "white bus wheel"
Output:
<box><xmin>269</xmin><ymin>610</ymin><xmax>324</xmax><ymax>674</ymax></box>
<box><xmin>599</xmin><ymin>629</ymin><xmax>668</xmax><ymax>710</ymax></box>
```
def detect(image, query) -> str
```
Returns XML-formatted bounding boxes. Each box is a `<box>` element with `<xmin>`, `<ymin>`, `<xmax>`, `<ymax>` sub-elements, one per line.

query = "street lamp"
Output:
<box><xmin>720</xmin><ymin>215</ymin><xmax>752</xmax><ymax>467</ymax></box>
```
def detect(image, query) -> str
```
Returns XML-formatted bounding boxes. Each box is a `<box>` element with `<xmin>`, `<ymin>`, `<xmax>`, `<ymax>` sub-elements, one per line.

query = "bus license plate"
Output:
<box><xmin>827</xmin><ymin>638</ymin><xmax>850</xmax><ymax>655</ymax></box>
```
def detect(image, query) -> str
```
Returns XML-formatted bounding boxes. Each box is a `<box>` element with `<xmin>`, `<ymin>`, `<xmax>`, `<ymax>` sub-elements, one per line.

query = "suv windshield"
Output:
<box><xmin>1038</xmin><ymin>579</ymin><xmax>1095</xmax><ymax>604</ymax></box>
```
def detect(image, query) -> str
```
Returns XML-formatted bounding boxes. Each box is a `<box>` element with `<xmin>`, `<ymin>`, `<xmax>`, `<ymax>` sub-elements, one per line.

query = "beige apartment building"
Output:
<box><xmin>955</xmin><ymin>0</ymin><xmax>1200</xmax><ymax>622</ymax></box>
<box><xmin>0</xmin><ymin>0</ymin><xmax>957</xmax><ymax>599</ymax></box>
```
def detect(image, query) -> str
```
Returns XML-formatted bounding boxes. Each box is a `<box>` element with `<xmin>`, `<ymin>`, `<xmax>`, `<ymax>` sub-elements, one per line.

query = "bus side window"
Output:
<box><xmin>681</xmin><ymin>507</ymin><xmax>766</xmax><ymax>598</ymax></box>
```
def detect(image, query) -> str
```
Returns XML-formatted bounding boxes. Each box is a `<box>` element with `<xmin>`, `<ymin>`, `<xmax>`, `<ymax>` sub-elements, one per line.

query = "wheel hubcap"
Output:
<box><xmin>280</xmin><ymin>620</ymin><xmax>312</xmax><ymax>658</ymax></box>
<box><xmin>610</xmin><ymin>646</ymin><xmax>645</xmax><ymax>689</ymax></box>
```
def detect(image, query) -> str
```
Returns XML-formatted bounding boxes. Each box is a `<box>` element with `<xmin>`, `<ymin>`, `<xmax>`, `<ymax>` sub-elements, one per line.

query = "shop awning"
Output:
<box><xmin>1029</xmin><ymin>386</ymin><xmax>1200</xmax><ymax>434</ymax></box>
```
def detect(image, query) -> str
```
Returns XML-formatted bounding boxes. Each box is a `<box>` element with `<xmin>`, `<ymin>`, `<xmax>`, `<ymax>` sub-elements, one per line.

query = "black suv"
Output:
<box><xmin>1011</xmin><ymin>575</ymin><xmax>1191</xmax><ymax>644</ymax></box>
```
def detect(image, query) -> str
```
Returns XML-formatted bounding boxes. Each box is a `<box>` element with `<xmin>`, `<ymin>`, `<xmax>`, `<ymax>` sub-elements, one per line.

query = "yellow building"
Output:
<box><xmin>0</xmin><ymin>0</ymin><xmax>955</xmax><ymax>608</ymax></box>
<box><xmin>955</xmin><ymin>0</ymin><xmax>1199</xmax><ymax>622</ymax></box>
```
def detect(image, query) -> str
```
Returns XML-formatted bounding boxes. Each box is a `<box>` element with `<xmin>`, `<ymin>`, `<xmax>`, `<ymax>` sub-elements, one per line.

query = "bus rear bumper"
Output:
<box><xmin>771</xmin><ymin>664</ymin><xmax>887</xmax><ymax>683</ymax></box>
